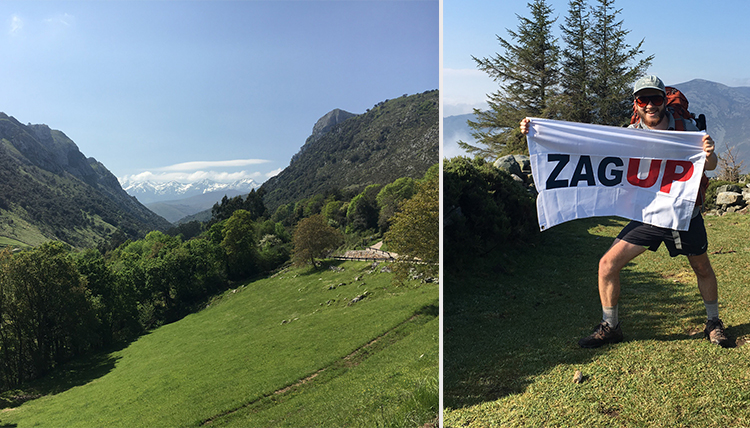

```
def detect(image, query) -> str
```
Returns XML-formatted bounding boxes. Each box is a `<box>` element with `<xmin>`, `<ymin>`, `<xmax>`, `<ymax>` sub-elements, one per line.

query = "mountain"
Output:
<box><xmin>673</xmin><ymin>79</ymin><xmax>750</xmax><ymax>170</ymax></box>
<box><xmin>121</xmin><ymin>178</ymin><xmax>258</xmax><ymax>204</ymax></box>
<box><xmin>443</xmin><ymin>80</ymin><xmax>750</xmax><ymax>171</ymax></box>
<box><xmin>261</xmin><ymin>90</ymin><xmax>439</xmax><ymax>212</ymax></box>
<box><xmin>290</xmin><ymin>108</ymin><xmax>357</xmax><ymax>164</ymax></box>
<box><xmin>442</xmin><ymin>113</ymin><xmax>477</xmax><ymax>159</ymax></box>
<box><xmin>145</xmin><ymin>189</ymin><xmax>246</xmax><ymax>224</ymax></box>
<box><xmin>0</xmin><ymin>113</ymin><xmax>171</xmax><ymax>248</ymax></box>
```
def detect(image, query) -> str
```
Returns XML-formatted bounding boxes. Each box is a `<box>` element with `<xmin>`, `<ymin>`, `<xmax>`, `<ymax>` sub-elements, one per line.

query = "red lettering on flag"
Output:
<box><xmin>627</xmin><ymin>158</ymin><xmax>661</xmax><ymax>188</ymax></box>
<box><xmin>660</xmin><ymin>160</ymin><xmax>694</xmax><ymax>193</ymax></box>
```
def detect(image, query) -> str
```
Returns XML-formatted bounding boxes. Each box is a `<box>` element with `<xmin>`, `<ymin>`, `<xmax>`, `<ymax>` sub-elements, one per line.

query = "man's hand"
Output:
<box><xmin>520</xmin><ymin>118</ymin><xmax>530</xmax><ymax>135</ymax></box>
<box><xmin>703</xmin><ymin>134</ymin><xmax>718</xmax><ymax>171</ymax></box>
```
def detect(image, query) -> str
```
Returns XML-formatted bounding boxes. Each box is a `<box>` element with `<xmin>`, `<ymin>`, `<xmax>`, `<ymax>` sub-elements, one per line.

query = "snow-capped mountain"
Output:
<box><xmin>121</xmin><ymin>178</ymin><xmax>258</xmax><ymax>204</ymax></box>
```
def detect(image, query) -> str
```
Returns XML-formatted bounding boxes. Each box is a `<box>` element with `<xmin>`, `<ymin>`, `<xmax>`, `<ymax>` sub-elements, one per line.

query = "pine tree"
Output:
<box><xmin>557</xmin><ymin>0</ymin><xmax>593</xmax><ymax>123</ymax></box>
<box><xmin>459</xmin><ymin>0</ymin><xmax>560</xmax><ymax>158</ymax></box>
<box><xmin>588</xmin><ymin>0</ymin><xmax>653</xmax><ymax>126</ymax></box>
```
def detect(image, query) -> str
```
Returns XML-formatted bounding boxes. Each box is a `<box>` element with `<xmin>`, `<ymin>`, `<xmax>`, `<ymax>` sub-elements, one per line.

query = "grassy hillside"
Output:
<box><xmin>0</xmin><ymin>260</ymin><xmax>438</xmax><ymax>427</ymax></box>
<box><xmin>444</xmin><ymin>213</ymin><xmax>750</xmax><ymax>427</ymax></box>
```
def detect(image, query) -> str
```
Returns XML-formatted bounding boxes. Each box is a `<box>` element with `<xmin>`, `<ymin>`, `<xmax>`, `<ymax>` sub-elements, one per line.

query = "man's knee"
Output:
<box><xmin>689</xmin><ymin>254</ymin><xmax>715</xmax><ymax>279</ymax></box>
<box><xmin>599</xmin><ymin>252</ymin><xmax>620</xmax><ymax>277</ymax></box>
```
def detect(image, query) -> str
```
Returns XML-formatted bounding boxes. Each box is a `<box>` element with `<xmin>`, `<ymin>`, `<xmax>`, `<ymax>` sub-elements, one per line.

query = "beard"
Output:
<box><xmin>639</xmin><ymin>106</ymin><xmax>666</xmax><ymax>128</ymax></box>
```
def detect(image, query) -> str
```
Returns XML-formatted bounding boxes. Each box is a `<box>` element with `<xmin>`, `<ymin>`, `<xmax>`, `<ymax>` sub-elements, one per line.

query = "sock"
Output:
<box><xmin>602</xmin><ymin>305</ymin><xmax>619</xmax><ymax>328</ymax></box>
<box><xmin>704</xmin><ymin>299</ymin><xmax>719</xmax><ymax>321</ymax></box>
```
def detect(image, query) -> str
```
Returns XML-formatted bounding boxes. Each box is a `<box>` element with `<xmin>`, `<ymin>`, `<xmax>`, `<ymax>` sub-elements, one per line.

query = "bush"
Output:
<box><xmin>443</xmin><ymin>157</ymin><xmax>538</xmax><ymax>264</ymax></box>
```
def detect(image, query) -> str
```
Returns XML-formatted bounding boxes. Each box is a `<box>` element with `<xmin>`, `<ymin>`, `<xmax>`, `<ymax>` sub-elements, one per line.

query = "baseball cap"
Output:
<box><xmin>633</xmin><ymin>75</ymin><xmax>666</xmax><ymax>95</ymax></box>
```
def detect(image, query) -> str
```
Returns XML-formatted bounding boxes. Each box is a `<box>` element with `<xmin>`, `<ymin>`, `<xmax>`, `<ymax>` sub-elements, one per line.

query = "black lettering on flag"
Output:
<box><xmin>570</xmin><ymin>155</ymin><xmax>595</xmax><ymax>187</ymax></box>
<box><xmin>546</xmin><ymin>154</ymin><xmax>569</xmax><ymax>189</ymax></box>
<box><xmin>598</xmin><ymin>156</ymin><xmax>624</xmax><ymax>186</ymax></box>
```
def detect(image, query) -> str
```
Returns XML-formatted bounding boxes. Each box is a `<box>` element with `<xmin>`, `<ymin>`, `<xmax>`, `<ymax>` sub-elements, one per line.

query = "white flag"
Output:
<box><xmin>526</xmin><ymin>118</ymin><xmax>706</xmax><ymax>231</ymax></box>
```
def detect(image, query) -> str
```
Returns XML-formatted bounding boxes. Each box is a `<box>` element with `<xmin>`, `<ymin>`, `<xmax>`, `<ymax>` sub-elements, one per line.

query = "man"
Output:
<box><xmin>520</xmin><ymin>75</ymin><xmax>730</xmax><ymax>348</ymax></box>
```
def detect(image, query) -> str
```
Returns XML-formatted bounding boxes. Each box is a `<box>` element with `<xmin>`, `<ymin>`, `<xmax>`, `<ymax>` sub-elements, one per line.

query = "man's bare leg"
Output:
<box><xmin>578</xmin><ymin>239</ymin><xmax>646</xmax><ymax>348</ymax></box>
<box><xmin>598</xmin><ymin>238</ymin><xmax>648</xmax><ymax>308</ymax></box>
<box><xmin>687</xmin><ymin>252</ymin><xmax>730</xmax><ymax>346</ymax></box>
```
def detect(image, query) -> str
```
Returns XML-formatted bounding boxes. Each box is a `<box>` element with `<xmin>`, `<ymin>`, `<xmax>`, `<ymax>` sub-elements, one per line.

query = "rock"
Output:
<box><xmin>573</xmin><ymin>370</ymin><xmax>583</xmax><ymax>384</ymax></box>
<box><xmin>348</xmin><ymin>292</ymin><xmax>370</xmax><ymax>306</ymax></box>
<box><xmin>716</xmin><ymin>191</ymin><xmax>743</xmax><ymax>206</ymax></box>
<box><xmin>513</xmin><ymin>154</ymin><xmax>531</xmax><ymax>173</ymax></box>
<box><xmin>717</xmin><ymin>184</ymin><xmax>743</xmax><ymax>194</ymax></box>
<box><xmin>493</xmin><ymin>155</ymin><xmax>523</xmax><ymax>178</ymax></box>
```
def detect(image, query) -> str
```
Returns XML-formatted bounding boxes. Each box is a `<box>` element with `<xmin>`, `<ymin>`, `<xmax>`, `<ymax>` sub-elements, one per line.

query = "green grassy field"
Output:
<box><xmin>444</xmin><ymin>213</ymin><xmax>750</xmax><ymax>427</ymax></box>
<box><xmin>0</xmin><ymin>260</ymin><xmax>438</xmax><ymax>427</ymax></box>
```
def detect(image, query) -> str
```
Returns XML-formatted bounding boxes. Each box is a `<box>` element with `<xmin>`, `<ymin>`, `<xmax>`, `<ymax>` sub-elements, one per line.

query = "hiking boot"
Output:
<box><xmin>704</xmin><ymin>318</ymin><xmax>732</xmax><ymax>348</ymax></box>
<box><xmin>578</xmin><ymin>321</ymin><xmax>623</xmax><ymax>348</ymax></box>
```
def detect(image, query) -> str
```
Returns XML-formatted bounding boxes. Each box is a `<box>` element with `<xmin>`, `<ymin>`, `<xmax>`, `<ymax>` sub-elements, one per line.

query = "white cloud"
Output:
<box><xmin>156</xmin><ymin>159</ymin><xmax>271</xmax><ymax>172</ymax></box>
<box><xmin>265</xmin><ymin>168</ymin><xmax>283</xmax><ymax>178</ymax></box>
<box><xmin>120</xmin><ymin>169</ymin><xmax>264</xmax><ymax>184</ymax></box>
<box><xmin>119</xmin><ymin>158</ymin><xmax>281</xmax><ymax>185</ymax></box>
<box><xmin>9</xmin><ymin>15</ymin><xmax>23</xmax><ymax>35</ymax></box>
<box><xmin>44</xmin><ymin>13</ymin><xmax>74</xmax><ymax>27</ymax></box>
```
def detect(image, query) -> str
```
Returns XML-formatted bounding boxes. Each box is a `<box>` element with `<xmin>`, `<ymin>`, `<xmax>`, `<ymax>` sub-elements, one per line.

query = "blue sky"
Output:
<box><xmin>2</xmin><ymin>0</ymin><xmax>438</xmax><ymax>184</ymax></box>
<box><xmin>443</xmin><ymin>0</ymin><xmax>750</xmax><ymax>157</ymax></box>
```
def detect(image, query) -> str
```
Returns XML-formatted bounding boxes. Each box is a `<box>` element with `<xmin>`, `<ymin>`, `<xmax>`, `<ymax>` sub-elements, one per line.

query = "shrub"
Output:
<box><xmin>443</xmin><ymin>157</ymin><xmax>537</xmax><ymax>264</ymax></box>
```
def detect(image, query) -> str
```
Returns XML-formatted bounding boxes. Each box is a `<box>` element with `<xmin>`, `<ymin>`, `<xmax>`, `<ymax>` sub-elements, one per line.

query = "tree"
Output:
<box><xmin>346</xmin><ymin>185</ymin><xmax>382</xmax><ymax>233</ymax></box>
<box><xmin>211</xmin><ymin>195</ymin><xmax>244</xmax><ymax>224</ymax></box>
<box><xmin>384</xmin><ymin>174</ymin><xmax>439</xmax><ymax>283</ymax></box>
<box><xmin>587</xmin><ymin>0</ymin><xmax>652</xmax><ymax>126</ymax></box>
<box><xmin>221</xmin><ymin>210</ymin><xmax>260</xmax><ymax>280</ymax></box>
<box><xmin>376</xmin><ymin>177</ymin><xmax>417</xmax><ymax>233</ymax></box>
<box><xmin>460</xmin><ymin>0</ymin><xmax>560</xmax><ymax>158</ymax></box>
<box><xmin>292</xmin><ymin>214</ymin><xmax>344</xmax><ymax>269</ymax></box>
<box><xmin>77</xmin><ymin>249</ymin><xmax>140</xmax><ymax>345</ymax></box>
<box><xmin>2</xmin><ymin>242</ymin><xmax>97</xmax><ymax>382</ymax></box>
<box><xmin>557</xmin><ymin>0</ymin><xmax>593</xmax><ymax>123</ymax></box>
<box><xmin>322</xmin><ymin>199</ymin><xmax>347</xmax><ymax>228</ymax></box>
<box><xmin>243</xmin><ymin>188</ymin><xmax>267</xmax><ymax>221</ymax></box>
<box><xmin>716</xmin><ymin>142</ymin><xmax>746</xmax><ymax>182</ymax></box>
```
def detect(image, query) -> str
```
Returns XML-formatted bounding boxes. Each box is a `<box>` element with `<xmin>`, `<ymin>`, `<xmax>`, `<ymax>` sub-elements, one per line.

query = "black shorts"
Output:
<box><xmin>617</xmin><ymin>214</ymin><xmax>708</xmax><ymax>257</ymax></box>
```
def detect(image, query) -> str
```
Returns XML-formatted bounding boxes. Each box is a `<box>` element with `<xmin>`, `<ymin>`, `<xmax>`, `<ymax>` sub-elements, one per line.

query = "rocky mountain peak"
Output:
<box><xmin>290</xmin><ymin>108</ymin><xmax>356</xmax><ymax>165</ymax></box>
<box><xmin>310</xmin><ymin>108</ymin><xmax>356</xmax><ymax>141</ymax></box>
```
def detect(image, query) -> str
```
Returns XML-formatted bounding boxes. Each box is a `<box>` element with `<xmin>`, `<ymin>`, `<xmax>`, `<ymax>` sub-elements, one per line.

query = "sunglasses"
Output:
<box><xmin>635</xmin><ymin>95</ymin><xmax>665</xmax><ymax>108</ymax></box>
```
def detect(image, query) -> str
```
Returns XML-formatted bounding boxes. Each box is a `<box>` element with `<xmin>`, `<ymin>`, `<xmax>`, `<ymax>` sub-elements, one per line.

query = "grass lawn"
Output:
<box><xmin>0</xmin><ymin>260</ymin><xmax>438</xmax><ymax>427</ymax></box>
<box><xmin>444</xmin><ymin>213</ymin><xmax>750</xmax><ymax>427</ymax></box>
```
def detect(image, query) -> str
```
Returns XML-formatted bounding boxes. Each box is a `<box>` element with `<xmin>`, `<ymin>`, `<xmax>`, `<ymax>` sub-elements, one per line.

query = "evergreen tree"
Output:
<box><xmin>588</xmin><ymin>0</ymin><xmax>652</xmax><ymax>126</ymax></box>
<box><xmin>460</xmin><ymin>0</ymin><xmax>560</xmax><ymax>158</ymax></box>
<box><xmin>242</xmin><ymin>188</ymin><xmax>267</xmax><ymax>221</ymax></box>
<box><xmin>557</xmin><ymin>0</ymin><xmax>593</xmax><ymax>123</ymax></box>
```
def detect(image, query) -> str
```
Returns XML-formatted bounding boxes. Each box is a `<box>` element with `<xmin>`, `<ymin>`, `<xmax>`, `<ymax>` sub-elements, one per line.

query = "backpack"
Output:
<box><xmin>630</xmin><ymin>86</ymin><xmax>707</xmax><ymax>131</ymax></box>
<box><xmin>630</xmin><ymin>86</ymin><xmax>710</xmax><ymax>206</ymax></box>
